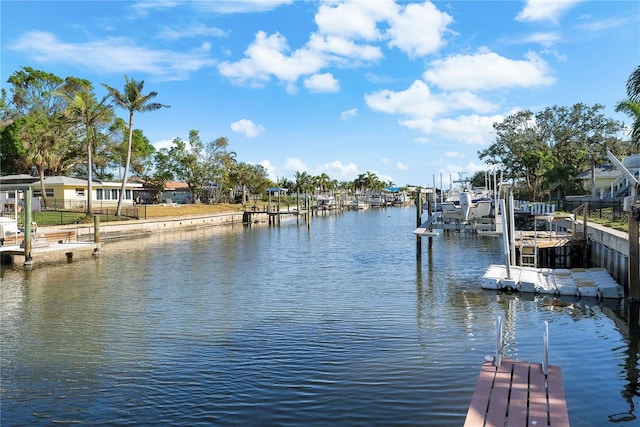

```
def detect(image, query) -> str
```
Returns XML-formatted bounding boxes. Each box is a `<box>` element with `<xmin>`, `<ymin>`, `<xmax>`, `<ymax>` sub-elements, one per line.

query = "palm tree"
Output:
<box><xmin>616</xmin><ymin>65</ymin><xmax>640</xmax><ymax>150</ymax></box>
<box><xmin>102</xmin><ymin>76</ymin><xmax>168</xmax><ymax>216</ymax></box>
<box><xmin>63</xmin><ymin>91</ymin><xmax>113</xmax><ymax>214</ymax></box>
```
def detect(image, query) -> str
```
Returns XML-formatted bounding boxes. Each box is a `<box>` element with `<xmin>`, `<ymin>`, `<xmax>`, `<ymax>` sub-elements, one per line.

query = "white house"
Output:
<box><xmin>0</xmin><ymin>175</ymin><xmax>141</xmax><ymax>211</ymax></box>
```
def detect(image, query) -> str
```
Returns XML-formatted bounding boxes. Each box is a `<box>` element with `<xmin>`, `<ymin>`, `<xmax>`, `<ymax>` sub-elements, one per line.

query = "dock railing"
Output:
<box><xmin>464</xmin><ymin>316</ymin><xmax>569</xmax><ymax>426</ymax></box>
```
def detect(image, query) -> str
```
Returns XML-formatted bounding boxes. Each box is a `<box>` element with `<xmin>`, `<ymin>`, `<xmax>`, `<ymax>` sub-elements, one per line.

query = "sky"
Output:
<box><xmin>1</xmin><ymin>0</ymin><xmax>639</xmax><ymax>187</ymax></box>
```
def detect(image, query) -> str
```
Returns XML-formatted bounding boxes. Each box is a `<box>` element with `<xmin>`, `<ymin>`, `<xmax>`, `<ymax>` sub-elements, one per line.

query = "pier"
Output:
<box><xmin>464</xmin><ymin>318</ymin><xmax>569</xmax><ymax>427</ymax></box>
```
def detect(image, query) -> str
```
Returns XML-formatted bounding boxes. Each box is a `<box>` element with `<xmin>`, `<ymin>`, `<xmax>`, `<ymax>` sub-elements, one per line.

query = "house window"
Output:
<box><xmin>125</xmin><ymin>190</ymin><xmax>132</xmax><ymax>200</ymax></box>
<box><xmin>32</xmin><ymin>189</ymin><xmax>54</xmax><ymax>197</ymax></box>
<box><xmin>96</xmin><ymin>189</ymin><xmax>103</xmax><ymax>200</ymax></box>
<box><xmin>111</xmin><ymin>189</ymin><xmax>119</xmax><ymax>199</ymax></box>
<box><xmin>75</xmin><ymin>188</ymin><xmax>85</xmax><ymax>197</ymax></box>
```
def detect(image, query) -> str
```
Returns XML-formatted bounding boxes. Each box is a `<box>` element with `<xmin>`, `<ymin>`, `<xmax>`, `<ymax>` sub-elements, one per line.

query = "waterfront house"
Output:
<box><xmin>0</xmin><ymin>174</ymin><xmax>141</xmax><ymax>211</ymax></box>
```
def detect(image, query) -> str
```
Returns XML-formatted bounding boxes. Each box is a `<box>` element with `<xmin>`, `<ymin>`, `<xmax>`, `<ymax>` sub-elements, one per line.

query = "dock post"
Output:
<box><xmin>23</xmin><ymin>189</ymin><xmax>33</xmax><ymax>266</ymax></box>
<box><xmin>93</xmin><ymin>215</ymin><xmax>101</xmax><ymax>256</ymax></box>
<box><xmin>628</xmin><ymin>189</ymin><xmax>639</xmax><ymax>301</ymax></box>
<box><xmin>416</xmin><ymin>189</ymin><xmax>422</xmax><ymax>258</ymax></box>
<box><xmin>427</xmin><ymin>190</ymin><xmax>433</xmax><ymax>249</ymax></box>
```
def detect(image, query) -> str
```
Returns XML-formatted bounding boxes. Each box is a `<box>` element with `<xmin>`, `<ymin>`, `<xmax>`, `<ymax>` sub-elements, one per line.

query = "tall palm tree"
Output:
<box><xmin>63</xmin><ymin>91</ymin><xmax>113</xmax><ymax>214</ymax></box>
<box><xmin>616</xmin><ymin>65</ymin><xmax>640</xmax><ymax>150</ymax></box>
<box><xmin>102</xmin><ymin>76</ymin><xmax>168</xmax><ymax>216</ymax></box>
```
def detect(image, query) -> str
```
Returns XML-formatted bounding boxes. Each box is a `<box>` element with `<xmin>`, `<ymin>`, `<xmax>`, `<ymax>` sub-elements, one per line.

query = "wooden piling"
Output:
<box><xmin>93</xmin><ymin>215</ymin><xmax>101</xmax><ymax>256</ymax></box>
<box><xmin>23</xmin><ymin>189</ymin><xmax>32</xmax><ymax>265</ymax></box>
<box><xmin>416</xmin><ymin>189</ymin><xmax>422</xmax><ymax>258</ymax></box>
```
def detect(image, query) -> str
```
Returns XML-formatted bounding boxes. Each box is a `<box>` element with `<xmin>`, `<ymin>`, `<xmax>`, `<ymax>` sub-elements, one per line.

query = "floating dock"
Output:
<box><xmin>481</xmin><ymin>265</ymin><xmax>622</xmax><ymax>299</ymax></box>
<box><xmin>465</xmin><ymin>317</ymin><xmax>570</xmax><ymax>427</ymax></box>
<box><xmin>464</xmin><ymin>358</ymin><xmax>569</xmax><ymax>427</ymax></box>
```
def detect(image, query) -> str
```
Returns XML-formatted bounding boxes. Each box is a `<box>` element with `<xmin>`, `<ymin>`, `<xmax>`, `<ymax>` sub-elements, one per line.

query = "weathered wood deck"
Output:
<box><xmin>464</xmin><ymin>358</ymin><xmax>569</xmax><ymax>427</ymax></box>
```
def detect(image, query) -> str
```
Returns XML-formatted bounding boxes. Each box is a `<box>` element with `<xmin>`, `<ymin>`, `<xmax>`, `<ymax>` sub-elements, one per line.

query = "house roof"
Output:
<box><xmin>0</xmin><ymin>175</ymin><xmax>141</xmax><ymax>190</ymax></box>
<box><xmin>164</xmin><ymin>181</ymin><xmax>190</xmax><ymax>190</ymax></box>
<box><xmin>576</xmin><ymin>164</ymin><xmax>621</xmax><ymax>180</ymax></box>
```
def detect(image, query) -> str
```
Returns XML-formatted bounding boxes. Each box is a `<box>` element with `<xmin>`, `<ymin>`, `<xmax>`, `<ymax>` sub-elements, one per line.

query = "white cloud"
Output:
<box><xmin>9</xmin><ymin>31</ymin><xmax>216</xmax><ymax>80</ymax></box>
<box><xmin>431</xmin><ymin>114</ymin><xmax>503</xmax><ymax>145</ymax></box>
<box><xmin>574</xmin><ymin>16</ymin><xmax>636</xmax><ymax>32</ymax></box>
<box><xmin>316</xmin><ymin>160</ymin><xmax>359</xmax><ymax>180</ymax></box>
<box><xmin>386</xmin><ymin>1</ymin><xmax>453</xmax><ymax>58</ymax></box>
<box><xmin>194</xmin><ymin>0</ymin><xmax>292</xmax><ymax>14</ymax></box>
<box><xmin>153</xmin><ymin>138</ymin><xmax>176</xmax><ymax>151</ymax></box>
<box><xmin>365</xmin><ymin>79</ymin><xmax>498</xmax><ymax>136</ymax></box>
<box><xmin>131</xmin><ymin>1</ymin><xmax>179</xmax><ymax>16</ymax></box>
<box><xmin>303</xmin><ymin>73</ymin><xmax>340</xmax><ymax>93</ymax></box>
<box><xmin>218</xmin><ymin>31</ymin><xmax>325</xmax><ymax>86</ymax></box>
<box><xmin>218</xmin><ymin>0</ymin><xmax>455</xmax><ymax>90</ymax></box>
<box><xmin>517</xmin><ymin>32</ymin><xmax>562</xmax><ymax>48</ymax></box>
<box><xmin>230</xmin><ymin>119</ymin><xmax>265</xmax><ymax>138</ymax></box>
<box><xmin>516</xmin><ymin>0</ymin><xmax>583</xmax><ymax>24</ymax></box>
<box><xmin>158</xmin><ymin>24</ymin><xmax>226</xmax><ymax>40</ymax></box>
<box><xmin>340</xmin><ymin>108</ymin><xmax>358</xmax><ymax>120</ymax></box>
<box><xmin>258</xmin><ymin>160</ymin><xmax>277</xmax><ymax>181</ymax></box>
<box><xmin>314</xmin><ymin>0</ymin><xmax>395</xmax><ymax>40</ymax></box>
<box><xmin>445</xmin><ymin>152</ymin><xmax>462</xmax><ymax>158</ymax></box>
<box><xmin>423</xmin><ymin>49</ymin><xmax>555</xmax><ymax>91</ymax></box>
<box><xmin>414</xmin><ymin>136</ymin><xmax>430</xmax><ymax>144</ymax></box>
<box><xmin>285</xmin><ymin>157</ymin><xmax>308</xmax><ymax>173</ymax></box>
<box><xmin>307</xmin><ymin>34</ymin><xmax>383</xmax><ymax>62</ymax></box>
<box><xmin>396</xmin><ymin>161</ymin><xmax>408</xmax><ymax>170</ymax></box>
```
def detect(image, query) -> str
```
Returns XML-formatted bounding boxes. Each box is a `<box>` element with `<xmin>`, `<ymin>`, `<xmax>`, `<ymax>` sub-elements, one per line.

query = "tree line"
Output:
<box><xmin>0</xmin><ymin>67</ymin><xmax>398</xmax><ymax>215</ymax></box>
<box><xmin>476</xmin><ymin>66</ymin><xmax>639</xmax><ymax>201</ymax></box>
<box><xmin>1</xmin><ymin>66</ymin><xmax>639</xmax><ymax>215</ymax></box>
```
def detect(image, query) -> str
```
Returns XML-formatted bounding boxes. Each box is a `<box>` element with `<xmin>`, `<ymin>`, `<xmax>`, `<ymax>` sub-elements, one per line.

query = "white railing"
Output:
<box><xmin>513</xmin><ymin>200</ymin><xmax>556</xmax><ymax>215</ymax></box>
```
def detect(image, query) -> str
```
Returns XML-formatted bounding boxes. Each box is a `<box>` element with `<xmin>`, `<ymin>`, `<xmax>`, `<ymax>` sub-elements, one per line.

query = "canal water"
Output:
<box><xmin>1</xmin><ymin>207</ymin><xmax>638</xmax><ymax>426</ymax></box>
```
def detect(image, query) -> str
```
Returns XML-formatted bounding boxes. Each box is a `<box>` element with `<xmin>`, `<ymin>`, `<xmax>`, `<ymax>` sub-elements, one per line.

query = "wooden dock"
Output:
<box><xmin>464</xmin><ymin>317</ymin><xmax>570</xmax><ymax>426</ymax></box>
<box><xmin>464</xmin><ymin>358</ymin><xmax>569</xmax><ymax>427</ymax></box>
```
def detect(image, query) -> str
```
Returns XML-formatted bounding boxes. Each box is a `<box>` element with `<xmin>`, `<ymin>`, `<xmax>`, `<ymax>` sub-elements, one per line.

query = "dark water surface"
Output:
<box><xmin>1</xmin><ymin>207</ymin><xmax>639</xmax><ymax>426</ymax></box>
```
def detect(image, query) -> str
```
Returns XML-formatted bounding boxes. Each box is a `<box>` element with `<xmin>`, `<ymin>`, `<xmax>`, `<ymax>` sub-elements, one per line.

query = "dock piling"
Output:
<box><xmin>23</xmin><ymin>189</ymin><xmax>33</xmax><ymax>266</ymax></box>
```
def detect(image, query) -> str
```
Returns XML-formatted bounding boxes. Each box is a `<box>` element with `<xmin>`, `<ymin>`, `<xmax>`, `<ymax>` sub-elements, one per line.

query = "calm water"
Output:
<box><xmin>1</xmin><ymin>207</ymin><xmax>639</xmax><ymax>426</ymax></box>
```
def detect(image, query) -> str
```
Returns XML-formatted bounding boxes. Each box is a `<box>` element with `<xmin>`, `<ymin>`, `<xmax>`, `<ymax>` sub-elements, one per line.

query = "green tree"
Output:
<box><xmin>61</xmin><ymin>89</ymin><xmax>114</xmax><ymax>213</ymax></box>
<box><xmin>294</xmin><ymin>170</ymin><xmax>313</xmax><ymax>194</ymax></box>
<box><xmin>478</xmin><ymin>110</ymin><xmax>551</xmax><ymax>200</ymax></box>
<box><xmin>536</xmin><ymin>104</ymin><xmax>625</xmax><ymax>199</ymax></box>
<box><xmin>615</xmin><ymin>65</ymin><xmax>640</xmax><ymax>150</ymax></box>
<box><xmin>164</xmin><ymin>131</ymin><xmax>230</xmax><ymax>203</ymax></box>
<box><xmin>4</xmin><ymin>67</ymin><xmax>89</xmax><ymax>206</ymax></box>
<box><xmin>103</xmin><ymin>76</ymin><xmax>168</xmax><ymax>215</ymax></box>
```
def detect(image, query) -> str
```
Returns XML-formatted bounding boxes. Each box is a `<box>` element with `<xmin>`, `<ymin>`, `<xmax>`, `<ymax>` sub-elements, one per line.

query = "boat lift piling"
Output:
<box><xmin>415</xmin><ymin>188</ymin><xmax>435</xmax><ymax>258</ymax></box>
<box><xmin>23</xmin><ymin>189</ymin><xmax>33</xmax><ymax>266</ymax></box>
<box><xmin>93</xmin><ymin>215</ymin><xmax>101</xmax><ymax>256</ymax></box>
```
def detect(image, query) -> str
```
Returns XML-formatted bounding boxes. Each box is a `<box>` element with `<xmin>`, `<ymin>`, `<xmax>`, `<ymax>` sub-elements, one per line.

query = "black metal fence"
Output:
<box><xmin>559</xmin><ymin>199</ymin><xmax>627</xmax><ymax>222</ymax></box>
<box><xmin>1</xmin><ymin>199</ymin><xmax>146</xmax><ymax>227</ymax></box>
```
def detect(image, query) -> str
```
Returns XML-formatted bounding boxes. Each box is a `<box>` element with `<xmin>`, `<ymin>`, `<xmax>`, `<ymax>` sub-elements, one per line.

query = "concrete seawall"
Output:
<box><xmin>47</xmin><ymin>212</ymin><xmax>245</xmax><ymax>242</ymax></box>
<box><xmin>586</xmin><ymin>222</ymin><xmax>633</xmax><ymax>288</ymax></box>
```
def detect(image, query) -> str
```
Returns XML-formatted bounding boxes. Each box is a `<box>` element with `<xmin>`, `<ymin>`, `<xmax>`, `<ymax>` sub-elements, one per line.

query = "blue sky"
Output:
<box><xmin>2</xmin><ymin>0</ymin><xmax>638</xmax><ymax>187</ymax></box>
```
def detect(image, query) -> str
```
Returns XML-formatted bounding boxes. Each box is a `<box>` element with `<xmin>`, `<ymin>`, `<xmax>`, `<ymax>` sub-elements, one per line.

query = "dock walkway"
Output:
<box><xmin>464</xmin><ymin>318</ymin><xmax>570</xmax><ymax>427</ymax></box>
<box><xmin>464</xmin><ymin>358</ymin><xmax>569</xmax><ymax>427</ymax></box>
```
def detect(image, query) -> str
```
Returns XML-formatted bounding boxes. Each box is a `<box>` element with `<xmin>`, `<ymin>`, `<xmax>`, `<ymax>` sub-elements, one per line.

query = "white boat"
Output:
<box><xmin>0</xmin><ymin>217</ymin><xmax>19</xmax><ymax>245</ymax></box>
<box><xmin>440</xmin><ymin>191</ymin><xmax>492</xmax><ymax>223</ymax></box>
<box><xmin>316</xmin><ymin>195</ymin><xmax>336</xmax><ymax>210</ymax></box>
<box><xmin>369</xmin><ymin>194</ymin><xmax>384</xmax><ymax>207</ymax></box>
<box><xmin>393</xmin><ymin>193</ymin><xmax>411</xmax><ymax>206</ymax></box>
<box><xmin>348</xmin><ymin>199</ymin><xmax>369</xmax><ymax>210</ymax></box>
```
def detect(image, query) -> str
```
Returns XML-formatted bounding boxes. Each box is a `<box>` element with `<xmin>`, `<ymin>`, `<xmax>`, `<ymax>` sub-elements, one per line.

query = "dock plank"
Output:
<box><xmin>547</xmin><ymin>365</ymin><xmax>570</xmax><ymax>426</ymax></box>
<box><xmin>485</xmin><ymin>361</ymin><xmax>512</xmax><ymax>426</ymax></box>
<box><xmin>464</xmin><ymin>361</ymin><xmax>496</xmax><ymax>426</ymax></box>
<box><xmin>506</xmin><ymin>361</ymin><xmax>530</xmax><ymax>427</ymax></box>
<box><xmin>528</xmin><ymin>362</ymin><xmax>549</xmax><ymax>426</ymax></box>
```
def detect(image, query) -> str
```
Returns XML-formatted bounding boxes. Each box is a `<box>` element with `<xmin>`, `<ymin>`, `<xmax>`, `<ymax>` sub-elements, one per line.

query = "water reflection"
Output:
<box><xmin>1</xmin><ymin>208</ymin><xmax>639</xmax><ymax>426</ymax></box>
